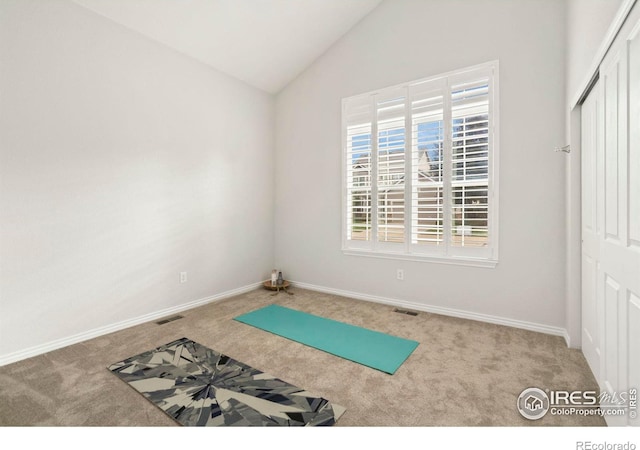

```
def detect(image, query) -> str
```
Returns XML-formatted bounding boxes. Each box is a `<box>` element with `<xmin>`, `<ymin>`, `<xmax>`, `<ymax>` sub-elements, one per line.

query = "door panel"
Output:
<box><xmin>629</xmin><ymin>22</ymin><xmax>640</xmax><ymax>246</ymax></box>
<box><xmin>603</xmin><ymin>57</ymin><xmax>621</xmax><ymax>241</ymax></box>
<box><xmin>603</xmin><ymin>275</ymin><xmax>620</xmax><ymax>395</ymax></box>
<box><xmin>626</xmin><ymin>18</ymin><xmax>640</xmax><ymax>428</ymax></box>
<box><xmin>581</xmin><ymin>85</ymin><xmax>600</xmax><ymax>379</ymax></box>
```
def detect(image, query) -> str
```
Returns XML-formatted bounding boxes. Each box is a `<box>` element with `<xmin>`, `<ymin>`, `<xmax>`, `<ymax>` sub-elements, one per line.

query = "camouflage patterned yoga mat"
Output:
<box><xmin>108</xmin><ymin>337</ymin><xmax>345</xmax><ymax>426</ymax></box>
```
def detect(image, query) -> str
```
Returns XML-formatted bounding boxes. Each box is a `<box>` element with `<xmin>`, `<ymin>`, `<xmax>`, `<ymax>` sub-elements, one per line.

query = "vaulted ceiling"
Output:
<box><xmin>72</xmin><ymin>0</ymin><xmax>383</xmax><ymax>93</ymax></box>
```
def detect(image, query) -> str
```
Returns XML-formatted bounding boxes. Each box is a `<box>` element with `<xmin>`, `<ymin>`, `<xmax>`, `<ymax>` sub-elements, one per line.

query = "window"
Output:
<box><xmin>342</xmin><ymin>62</ymin><xmax>498</xmax><ymax>267</ymax></box>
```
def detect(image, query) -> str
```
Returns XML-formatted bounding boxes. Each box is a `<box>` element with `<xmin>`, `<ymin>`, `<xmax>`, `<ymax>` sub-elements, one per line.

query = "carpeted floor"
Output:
<box><xmin>0</xmin><ymin>287</ymin><xmax>605</xmax><ymax>426</ymax></box>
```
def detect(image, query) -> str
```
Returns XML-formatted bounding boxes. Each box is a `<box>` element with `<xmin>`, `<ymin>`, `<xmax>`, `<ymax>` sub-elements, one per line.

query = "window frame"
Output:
<box><xmin>341</xmin><ymin>61</ymin><xmax>499</xmax><ymax>268</ymax></box>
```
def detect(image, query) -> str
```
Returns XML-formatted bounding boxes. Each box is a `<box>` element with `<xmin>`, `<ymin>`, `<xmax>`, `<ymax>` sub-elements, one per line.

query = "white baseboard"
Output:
<box><xmin>0</xmin><ymin>281</ymin><xmax>262</xmax><ymax>367</ymax></box>
<box><xmin>1</xmin><ymin>279</ymin><xmax>571</xmax><ymax>366</ymax></box>
<box><xmin>292</xmin><ymin>281</ymin><xmax>569</xmax><ymax>342</ymax></box>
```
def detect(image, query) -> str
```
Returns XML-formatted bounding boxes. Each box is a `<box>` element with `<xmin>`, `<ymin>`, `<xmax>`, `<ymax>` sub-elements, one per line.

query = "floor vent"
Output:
<box><xmin>393</xmin><ymin>308</ymin><xmax>418</xmax><ymax>316</ymax></box>
<box><xmin>156</xmin><ymin>315</ymin><xmax>184</xmax><ymax>325</ymax></box>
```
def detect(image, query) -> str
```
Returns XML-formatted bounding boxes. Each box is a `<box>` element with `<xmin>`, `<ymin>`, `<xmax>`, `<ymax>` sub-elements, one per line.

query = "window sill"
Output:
<box><xmin>342</xmin><ymin>248</ymin><xmax>498</xmax><ymax>268</ymax></box>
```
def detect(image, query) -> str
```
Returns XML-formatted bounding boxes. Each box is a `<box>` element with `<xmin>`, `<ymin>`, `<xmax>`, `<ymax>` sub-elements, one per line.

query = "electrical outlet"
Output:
<box><xmin>180</xmin><ymin>272</ymin><xmax>188</xmax><ymax>283</ymax></box>
<box><xmin>397</xmin><ymin>269</ymin><xmax>404</xmax><ymax>281</ymax></box>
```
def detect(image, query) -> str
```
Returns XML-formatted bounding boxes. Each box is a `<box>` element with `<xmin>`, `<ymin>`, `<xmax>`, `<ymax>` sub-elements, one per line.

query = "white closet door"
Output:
<box><xmin>625</xmin><ymin>13</ymin><xmax>640</xmax><ymax>429</ymax></box>
<box><xmin>581</xmin><ymin>5</ymin><xmax>640</xmax><ymax>426</ymax></box>
<box><xmin>581</xmin><ymin>81</ymin><xmax>601</xmax><ymax>382</ymax></box>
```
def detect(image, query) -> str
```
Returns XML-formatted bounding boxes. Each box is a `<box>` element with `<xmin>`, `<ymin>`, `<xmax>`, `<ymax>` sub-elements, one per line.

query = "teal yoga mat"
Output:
<box><xmin>234</xmin><ymin>304</ymin><xmax>419</xmax><ymax>374</ymax></box>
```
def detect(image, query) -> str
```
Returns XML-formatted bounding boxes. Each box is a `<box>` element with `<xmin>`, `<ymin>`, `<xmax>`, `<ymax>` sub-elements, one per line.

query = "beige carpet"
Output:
<box><xmin>0</xmin><ymin>287</ymin><xmax>605</xmax><ymax>426</ymax></box>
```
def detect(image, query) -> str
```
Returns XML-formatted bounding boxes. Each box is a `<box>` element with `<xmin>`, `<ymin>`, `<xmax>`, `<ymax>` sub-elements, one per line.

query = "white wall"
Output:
<box><xmin>275</xmin><ymin>0</ymin><xmax>568</xmax><ymax>331</ymax></box>
<box><xmin>0</xmin><ymin>0</ymin><xmax>274</xmax><ymax>361</ymax></box>
<box><xmin>566</xmin><ymin>0</ymin><xmax>625</xmax><ymax>104</ymax></box>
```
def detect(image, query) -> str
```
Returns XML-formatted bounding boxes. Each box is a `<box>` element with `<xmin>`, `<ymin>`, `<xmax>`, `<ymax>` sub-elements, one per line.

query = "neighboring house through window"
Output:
<box><xmin>342</xmin><ymin>61</ymin><xmax>499</xmax><ymax>267</ymax></box>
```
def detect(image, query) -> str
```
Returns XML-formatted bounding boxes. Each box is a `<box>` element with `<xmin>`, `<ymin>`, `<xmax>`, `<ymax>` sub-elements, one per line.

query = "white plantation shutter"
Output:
<box><xmin>344</xmin><ymin>95</ymin><xmax>373</xmax><ymax>248</ymax></box>
<box><xmin>343</xmin><ymin>62</ymin><xmax>498</xmax><ymax>266</ymax></box>
<box><xmin>375</xmin><ymin>88</ymin><xmax>406</xmax><ymax>247</ymax></box>
<box><xmin>449</xmin><ymin>69</ymin><xmax>493</xmax><ymax>258</ymax></box>
<box><xmin>409</xmin><ymin>78</ymin><xmax>446</xmax><ymax>253</ymax></box>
